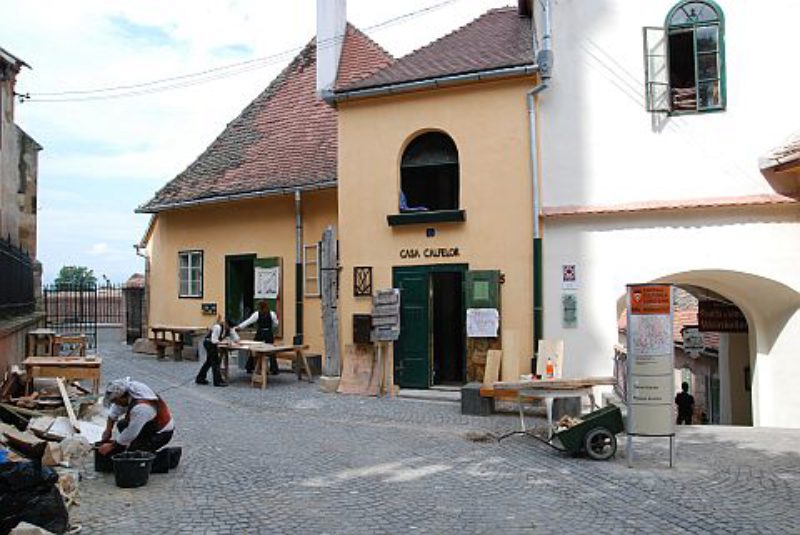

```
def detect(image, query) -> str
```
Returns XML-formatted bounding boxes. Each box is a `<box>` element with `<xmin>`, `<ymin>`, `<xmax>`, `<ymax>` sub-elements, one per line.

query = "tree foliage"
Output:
<box><xmin>54</xmin><ymin>266</ymin><xmax>97</xmax><ymax>288</ymax></box>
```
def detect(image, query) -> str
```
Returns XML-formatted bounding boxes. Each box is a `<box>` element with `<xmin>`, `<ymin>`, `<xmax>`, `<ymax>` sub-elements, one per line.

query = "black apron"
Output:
<box><xmin>254</xmin><ymin>311</ymin><xmax>274</xmax><ymax>344</ymax></box>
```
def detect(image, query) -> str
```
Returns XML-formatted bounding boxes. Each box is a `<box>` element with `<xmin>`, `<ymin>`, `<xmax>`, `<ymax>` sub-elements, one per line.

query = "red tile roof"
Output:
<box><xmin>338</xmin><ymin>7</ymin><xmax>535</xmax><ymax>93</ymax></box>
<box><xmin>138</xmin><ymin>26</ymin><xmax>393</xmax><ymax>213</ymax></box>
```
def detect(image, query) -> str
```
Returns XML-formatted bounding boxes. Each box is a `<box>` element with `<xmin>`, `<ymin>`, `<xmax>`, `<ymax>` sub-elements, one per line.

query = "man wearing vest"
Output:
<box><xmin>236</xmin><ymin>301</ymin><xmax>280</xmax><ymax>375</ymax></box>
<box><xmin>97</xmin><ymin>378</ymin><xmax>175</xmax><ymax>457</ymax></box>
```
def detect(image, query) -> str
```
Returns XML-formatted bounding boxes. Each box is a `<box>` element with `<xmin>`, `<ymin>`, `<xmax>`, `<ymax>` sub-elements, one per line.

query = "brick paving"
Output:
<box><xmin>73</xmin><ymin>342</ymin><xmax>800</xmax><ymax>534</ymax></box>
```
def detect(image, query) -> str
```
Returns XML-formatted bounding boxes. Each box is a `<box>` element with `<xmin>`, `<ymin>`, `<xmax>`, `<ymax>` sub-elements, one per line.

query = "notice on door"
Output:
<box><xmin>466</xmin><ymin>308</ymin><xmax>499</xmax><ymax>338</ymax></box>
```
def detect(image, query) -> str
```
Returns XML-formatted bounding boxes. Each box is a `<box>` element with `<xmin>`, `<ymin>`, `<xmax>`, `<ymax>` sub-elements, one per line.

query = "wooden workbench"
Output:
<box><xmin>217</xmin><ymin>341</ymin><xmax>312</xmax><ymax>389</ymax></box>
<box><xmin>23</xmin><ymin>356</ymin><xmax>103</xmax><ymax>394</ymax></box>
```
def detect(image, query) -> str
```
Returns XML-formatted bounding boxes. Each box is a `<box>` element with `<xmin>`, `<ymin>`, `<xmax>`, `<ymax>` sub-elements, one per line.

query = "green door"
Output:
<box><xmin>393</xmin><ymin>267</ymin><xmax>430</xmax><ymax>388</ymax></box>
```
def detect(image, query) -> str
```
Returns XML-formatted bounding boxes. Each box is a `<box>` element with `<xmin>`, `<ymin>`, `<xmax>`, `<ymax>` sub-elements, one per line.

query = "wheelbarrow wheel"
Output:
<box><xmin>584</xmin><ymin>427</ymin><xmax>617</xmax><ymax>460</ymax></box>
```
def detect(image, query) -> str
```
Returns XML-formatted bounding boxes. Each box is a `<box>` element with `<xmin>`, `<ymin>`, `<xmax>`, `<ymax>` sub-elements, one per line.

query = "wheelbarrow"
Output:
<box><xmin>510</xmin><ymin>404</ymin><xmax>624</xmax><ymax>461</ymax></box>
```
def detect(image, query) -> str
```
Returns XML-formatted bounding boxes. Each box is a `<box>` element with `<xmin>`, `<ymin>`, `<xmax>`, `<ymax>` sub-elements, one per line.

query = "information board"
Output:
<box><xmin>626</xmin><ymin>284</ymin><xmax>674</xmax><ymax>437</ymax></box>
<box><xmin>371</xmin><ymin>289</ymin><xmax>400</xmax><ymax>342</ymax></box>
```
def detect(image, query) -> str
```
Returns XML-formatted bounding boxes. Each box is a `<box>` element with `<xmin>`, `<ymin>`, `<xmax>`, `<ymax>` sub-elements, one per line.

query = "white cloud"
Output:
<box><xmin>2</xmin><ymin>0</ymin><xmax>512</xmax><ymax>281</ymax></box>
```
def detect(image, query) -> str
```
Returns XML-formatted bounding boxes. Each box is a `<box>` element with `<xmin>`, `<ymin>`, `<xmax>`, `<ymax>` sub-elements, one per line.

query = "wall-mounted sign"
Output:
<box><xmin>626</xmin><ymin>284</ymin><xmax>674</xmax><ymax>438</ymax></box>
<box><xmin>353</xmin><ymin>266</ymin><xmax>372</xmax><ymax>297</ymax></box>
<box><xmin>562</xmin><ymin>293</ymin><xmax>577</xmax><ymax>328</ymax></box>
<box><xmin>254</xmin><ymin>266</ymin><xmax>280</xmax><ymax>299</ymax></box>
<box><xmin>201</xmin><ymin>303</ymin><xmax>217</xmax><ymax>315</ymax></box>
<box><xmin>682</xmin><ymin>326</ymin><xmax>704</xmax><ymax>357</ymax></box>
<box><xmin>466</xmin><ymin>308</ymin><xmax>499</xmax><ymax>338</ymax></box>
<box><xmin>561</xmin><ymin>264</ymin><xmax>578</xmax><ymax>290</ymax></box>
<box><xmin>698</xmin><ymin>301</ymin><xmax>747</xmax><ymax>332</ymax></box>
<box><xmin>399</xmin><ymin>247</ymin><xmax>459</xmax><ymax>260</ymax></box>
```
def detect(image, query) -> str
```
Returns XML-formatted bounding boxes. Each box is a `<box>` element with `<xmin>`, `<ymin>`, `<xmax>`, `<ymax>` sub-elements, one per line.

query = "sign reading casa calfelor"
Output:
<box><xmin>400</xmin><ymin>247</ymin><xmax>460</xmax><ymax>259</ymax></box>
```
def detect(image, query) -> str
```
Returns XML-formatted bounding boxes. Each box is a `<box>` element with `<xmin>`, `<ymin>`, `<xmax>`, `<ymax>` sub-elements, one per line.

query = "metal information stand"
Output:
<box><xmin>625</xmin><ymin>284</ymin><xmax>675</xmax><ymax>468</ymax></box>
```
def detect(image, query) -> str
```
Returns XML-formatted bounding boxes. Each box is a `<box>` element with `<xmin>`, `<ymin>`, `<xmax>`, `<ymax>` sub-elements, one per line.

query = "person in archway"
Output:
<box><xmin>675</xmin><ymin>381</ymin><xmax>695</xmax><ymax>425</ymax></box>
<box><xmin>196</xmin><ymin>316</ymin><xmax>236</xmax><ymax>387</ymax></box>
<box><xmin>236</xmin><ymin>300</ymin><xmax>280</xmax><ymax>375</ymax></box>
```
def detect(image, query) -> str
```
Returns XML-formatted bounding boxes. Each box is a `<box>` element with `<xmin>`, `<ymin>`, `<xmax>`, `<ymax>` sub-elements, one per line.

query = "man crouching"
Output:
<box><xmin>97</xmin><ymin>378</ymin><xmax>174</xmax><ymax>457</ymax></box>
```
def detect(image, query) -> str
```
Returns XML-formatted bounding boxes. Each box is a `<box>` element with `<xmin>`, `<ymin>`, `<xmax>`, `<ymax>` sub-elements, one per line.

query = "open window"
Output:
<box><xmin>389</xmin><ymin>131</ymin><xmax>464</xmax><ymax>225</ymax></box>
<box><xmin>644</xmin><ymin>1</ymin><xmax>725</xmax><ymax>114</ymax></box>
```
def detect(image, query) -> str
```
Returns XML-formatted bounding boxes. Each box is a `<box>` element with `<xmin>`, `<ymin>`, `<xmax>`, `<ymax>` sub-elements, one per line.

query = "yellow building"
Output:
<box><xmin>139</xmin><ymin>4</ymin><xmax>542</xmax><ymax>389</ymax></box>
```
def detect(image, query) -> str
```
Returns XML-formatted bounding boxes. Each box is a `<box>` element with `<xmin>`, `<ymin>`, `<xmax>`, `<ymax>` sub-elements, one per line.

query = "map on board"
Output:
<box><xmin>629</xmin><ymin>314</ymin><xmax>672</xmax><ymax>356</ymax></box>
<box><xmin>254</xmin><ymin>267</ymin><xmax>280</xmax><ymax>299</ymax></box>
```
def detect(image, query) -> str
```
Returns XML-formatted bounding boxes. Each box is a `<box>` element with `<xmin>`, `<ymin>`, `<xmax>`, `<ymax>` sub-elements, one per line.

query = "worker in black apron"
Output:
<box><xmin>236</xmin><ymin>301</ymin><xmax>280</xmax><ymax>374</ymax></box>
<box><xmin>196</xmin><ymin>317</ymin><xmax>234</xmax><ymax>387</ymax></box>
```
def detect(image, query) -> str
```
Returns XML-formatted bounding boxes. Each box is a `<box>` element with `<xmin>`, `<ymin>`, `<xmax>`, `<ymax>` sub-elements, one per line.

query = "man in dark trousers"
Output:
<box><xmin>675</xmin><ymin>381</ymin><xmax>695</xmax><ymax>425</ymax></box>
<box><xmin>196</xmin><ymin>316</ymin><xmax>236</xmax><ymax>387</ymax></box>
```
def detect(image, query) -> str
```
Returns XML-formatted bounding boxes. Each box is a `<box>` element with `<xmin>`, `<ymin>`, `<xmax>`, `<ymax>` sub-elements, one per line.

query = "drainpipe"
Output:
<box><xmin>529</xmin><ymin>0</ymin><xmax>553</xmax><ymax>374</ymax></box>
<box><xmin>294</xmin><ymin>190</ymin><xmax>304</xmax><ymax>345</ymax></box>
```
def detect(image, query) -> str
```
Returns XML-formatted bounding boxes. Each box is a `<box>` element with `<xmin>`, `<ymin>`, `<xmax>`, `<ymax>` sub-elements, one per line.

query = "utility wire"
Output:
<box><xmin>23</xmin><ymin>0</ymin><xmax>463</xmax><ymax>103</ymax></box>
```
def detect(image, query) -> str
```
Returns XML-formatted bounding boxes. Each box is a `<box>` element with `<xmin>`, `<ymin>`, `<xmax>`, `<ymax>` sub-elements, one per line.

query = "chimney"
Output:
<box><xmin>316</xmin><ymin>0</ymin><xmax>347</xmax><ymax>95</ymax></box>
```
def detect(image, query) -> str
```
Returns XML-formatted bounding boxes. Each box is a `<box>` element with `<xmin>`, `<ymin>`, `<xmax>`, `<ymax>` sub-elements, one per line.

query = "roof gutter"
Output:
<box><xmin>328</xmin><ymin>64</ymin><xmax>538</xmax><ymax>103</ymax></box>
<box><xmin>135</xmin><ymin>179</ymin><xmax>337</xmax><ymax>214</ymax></box>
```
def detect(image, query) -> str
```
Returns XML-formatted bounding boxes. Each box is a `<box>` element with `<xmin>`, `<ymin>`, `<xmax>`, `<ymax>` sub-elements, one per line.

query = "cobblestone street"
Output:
<box><xmin>75</xmin><ymin>342</ymin><xmax>800</xmax><ymax>535</ymax></box>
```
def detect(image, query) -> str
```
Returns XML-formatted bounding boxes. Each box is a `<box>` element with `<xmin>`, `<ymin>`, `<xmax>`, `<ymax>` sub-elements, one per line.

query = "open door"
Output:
<box><xmin>254</xmin><ymin>257</ymin><xmax>283</xmax><ymax>339</ymax></box>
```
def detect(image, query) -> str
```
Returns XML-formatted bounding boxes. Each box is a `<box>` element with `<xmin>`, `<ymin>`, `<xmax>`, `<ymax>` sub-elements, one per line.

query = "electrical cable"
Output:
<box><xmin>22</xmin><ymin>0</ymin><xmax>463</xmax><ymax>103</ymax></box>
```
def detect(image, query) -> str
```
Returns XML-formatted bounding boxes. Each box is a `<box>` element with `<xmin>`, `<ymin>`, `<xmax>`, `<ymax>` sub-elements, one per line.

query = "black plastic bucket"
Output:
<box><xmin>112</xmin><ymin>451</ymin><xmax>156</xmax><ymax>488</ymax></box>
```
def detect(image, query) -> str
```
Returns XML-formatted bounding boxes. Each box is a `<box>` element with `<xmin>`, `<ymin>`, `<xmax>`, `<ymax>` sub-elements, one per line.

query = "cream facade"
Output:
<box><xmin>338</xmin><ymin>77</ymin><xmax>539</xmax><ymax>385</ymax></box>
<box><xmin>145</xmin><ymin>190</ymin><xmax>337</xmax><ymax>355</ymax></box>
<box><xmin>538</xmin><ymin>0</ymin><xmax>800</xmax><ymax>427</ymax></box>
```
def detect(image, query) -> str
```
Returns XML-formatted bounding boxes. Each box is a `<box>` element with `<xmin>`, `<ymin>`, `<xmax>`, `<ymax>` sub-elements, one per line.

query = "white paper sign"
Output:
<box><xmin>466</xmin><ymin>308</ymin><xmax>499</xmax><ymax>338</ymax></box>
<box><xmin>254</xmin><ymin>267</ymin><xmax>280</xmax><ymax>299</ymax></box>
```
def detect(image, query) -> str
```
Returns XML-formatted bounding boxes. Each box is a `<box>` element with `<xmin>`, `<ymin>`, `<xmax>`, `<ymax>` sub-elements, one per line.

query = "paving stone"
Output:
<box><xmin>75</xmin><ymin>342</ymin><xmax>800</xmax><ymax>534</ymax></box>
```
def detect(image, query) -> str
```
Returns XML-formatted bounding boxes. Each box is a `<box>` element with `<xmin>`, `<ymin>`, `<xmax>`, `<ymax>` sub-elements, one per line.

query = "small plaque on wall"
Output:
<box><xmin>353</xmin><ymin>266</ymin><xmax>372</xmax><ymax>297</ymax></box>
<box><xmin>201</xmin><ymin>303</ymin><xmax>217</xmax><ymax>315</ymax></box>
<box><xmin>562</xmin><ymin>293</ymin><xmax>577</xmax><ymax>328</ymax></box>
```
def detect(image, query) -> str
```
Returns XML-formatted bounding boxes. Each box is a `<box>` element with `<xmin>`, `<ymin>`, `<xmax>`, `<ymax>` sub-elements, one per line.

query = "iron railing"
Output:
<box><xmin>44</xmin><ymin>283</ymin><xmax>125</xmax><ymax>349</ymax></box>
<box><xmin>0</xmin><ymin>237</ymin><xmax>34</xmax><ymax>317</ymax></box>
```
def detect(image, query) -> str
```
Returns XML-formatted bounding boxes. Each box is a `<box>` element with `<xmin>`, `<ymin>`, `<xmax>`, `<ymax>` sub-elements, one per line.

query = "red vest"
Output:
<box><xmin>128</xmin><ymin>396</ymin><xmax>172</xmax><ymax>432</ymax></box>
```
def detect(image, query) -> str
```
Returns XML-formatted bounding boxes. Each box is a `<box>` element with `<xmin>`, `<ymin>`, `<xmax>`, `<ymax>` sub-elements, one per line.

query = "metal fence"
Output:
<box><xmin>0</xmin><ymin>238</ymin><xmax>35</xmax><ymax>317</ymax></box>
<box><xmin>43</xmin><ymin>283</ymin><xmax>124</xmax><ymax>348</ymax></box>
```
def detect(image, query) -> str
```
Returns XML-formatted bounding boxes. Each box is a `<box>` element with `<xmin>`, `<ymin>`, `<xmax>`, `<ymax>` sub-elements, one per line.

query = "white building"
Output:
<box><xmin>538</xmin><ymin>0</ymin><xmax>800</xmax><ymax>428</ymax></box>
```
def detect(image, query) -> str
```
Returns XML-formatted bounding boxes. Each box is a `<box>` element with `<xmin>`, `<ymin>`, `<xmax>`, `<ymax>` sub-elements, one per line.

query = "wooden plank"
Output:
<box><xmin>483</xmin><ymin>350</ymin><xmax>502</xmax><ymax>386</ymax></box>
<box><xmin>56</xmin><ymin>378</ymin><xmax>80</xmax><ymax>432</ymax></box>
<box><xmin>320</xmin><ymin>226</ymin><xmax>340</xmax><ymax>376</ymax></box>
<box><xmin>492</xmin><ymin>376</ymin><xmax>617</xmax><ymax>391</ymax></box>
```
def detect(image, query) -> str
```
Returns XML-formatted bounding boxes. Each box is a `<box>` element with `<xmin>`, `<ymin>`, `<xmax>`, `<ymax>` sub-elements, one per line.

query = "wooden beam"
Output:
<box><xmin>56</xmin><ymin>378</ymin><xmax>80</xmax><ymax>432</ymax></box>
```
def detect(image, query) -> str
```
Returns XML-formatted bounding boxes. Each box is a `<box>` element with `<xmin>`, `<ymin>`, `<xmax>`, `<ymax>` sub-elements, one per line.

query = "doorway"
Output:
<box><xmin>225</xmin><ymin>254</ymin><xmax>255</xmax><ymax>325</ymax></box>
<box><xmin>393</xmin><ymin>264</ymin><xmax>467</xmax><ymax>389</ymax></box>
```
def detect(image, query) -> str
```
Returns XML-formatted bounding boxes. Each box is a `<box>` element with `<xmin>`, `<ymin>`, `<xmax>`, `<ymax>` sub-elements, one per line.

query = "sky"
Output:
<box><xmin>1</xmin><ymin>0</ymin><xmax>511</xmax><ymax>283</ymax></box>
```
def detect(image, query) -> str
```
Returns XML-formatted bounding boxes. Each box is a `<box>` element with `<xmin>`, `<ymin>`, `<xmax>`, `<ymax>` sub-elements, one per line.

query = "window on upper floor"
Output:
<box><xmin>178</xmin><ymin>250</ymin><xmax>203</xmax><ymax>298</ymax></box>
<box><xmin>400</xmin><ymin>132</ymin><xmax>459</xmax><ymax>212</ymax></box>
<box><xmin>644</xmin><ymin>1</ymin><xmax>726</xmax><ymax>115</ymax></box>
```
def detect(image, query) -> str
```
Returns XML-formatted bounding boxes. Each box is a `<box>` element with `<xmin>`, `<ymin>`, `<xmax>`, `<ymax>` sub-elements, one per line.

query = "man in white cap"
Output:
<box><xmin>97</xmin><ymin>378</ymin><xmax>175</xmax><ymax>457</ymax></box>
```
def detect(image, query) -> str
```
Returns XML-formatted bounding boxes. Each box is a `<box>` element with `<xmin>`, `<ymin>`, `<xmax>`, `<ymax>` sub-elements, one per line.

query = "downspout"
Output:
<box><xmin>530</xmin><ymin>0</ymin><xmax>553</xmax><ymax>374</ymax></box>
<box><xmin>294</xmin><ymin>190</ymin><xmax>304</xmax><ymax>345</ymax></box>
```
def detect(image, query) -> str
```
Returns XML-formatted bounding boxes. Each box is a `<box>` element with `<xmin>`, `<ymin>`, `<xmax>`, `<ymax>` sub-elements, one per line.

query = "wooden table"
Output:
<box><xmin>23</xmin><ymin>356</ymin><xmax>103</xmax><ymax>394</ymax></box>
<box><xmin>493</xmin><ymin>377</ymin><xmax>617</xmax><ymax>439</ymax></box>
<box><xmin>218</xmin><ymin>341</ymin><xmax>313</xmax><ymax>389</ymax></box>
<box><xmin>150</xmin><ymin>325</ymin><xmax>206</xmax><ymax>360</ymax></box>
<box><xmin>26</xmin><ymin>328</ymin><xmax>57</xmax><ymax>357</ymax></box>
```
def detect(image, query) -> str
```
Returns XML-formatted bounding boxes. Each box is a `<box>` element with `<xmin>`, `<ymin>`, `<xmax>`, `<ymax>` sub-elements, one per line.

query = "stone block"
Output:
<box><xmin>461</xmin><ymin>382</ymin><xmax>494</xmax><ymax>416</ymax></box>
<box><xmin>319</xmin><ymin>375</ymin><xmax>340</xmax><ymax>394</ymax></box>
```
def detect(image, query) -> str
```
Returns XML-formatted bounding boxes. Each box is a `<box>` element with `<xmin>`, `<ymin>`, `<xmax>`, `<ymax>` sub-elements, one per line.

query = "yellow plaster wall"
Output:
<box><xmin>146</xmin><ymin>189</ymin><xmax>337</xmax><ymax>356</ymax></box>
<box><xmin>337</xmin><ymin>78</ymin><xmax>538</xmax><ymax>380</ymax></box>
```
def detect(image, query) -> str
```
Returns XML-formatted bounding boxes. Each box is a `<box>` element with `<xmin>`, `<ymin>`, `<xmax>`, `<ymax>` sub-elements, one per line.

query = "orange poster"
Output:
<box><xmin>629</xmin><ymin>285</ymin><xmax>671</xmax><ymax>315</ymax></box>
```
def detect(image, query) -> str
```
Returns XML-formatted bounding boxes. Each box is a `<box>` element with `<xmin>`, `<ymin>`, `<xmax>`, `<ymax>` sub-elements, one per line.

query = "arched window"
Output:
<box><xmin>400</xmin><ymin>132</ymin><xmax>459</xmax><ymax>212</ymax></box>
<box><xmin>644</xmin><ymin>1</ymin><xmax>725</xmax><ymax>114</ymax></box>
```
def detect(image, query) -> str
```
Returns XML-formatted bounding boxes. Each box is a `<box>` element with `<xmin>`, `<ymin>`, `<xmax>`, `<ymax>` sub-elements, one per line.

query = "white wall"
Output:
<box><xmin>543</xmin><ymin>206</ymin><xmax>800</xmax><ymax>428</ymax></box>
<box><xmin>540</xmin><ymin>0</ymin><xmax>800</xmax><ymax>207</ymax></box>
